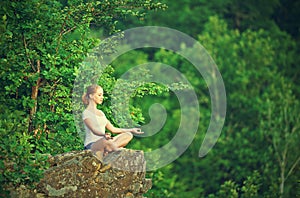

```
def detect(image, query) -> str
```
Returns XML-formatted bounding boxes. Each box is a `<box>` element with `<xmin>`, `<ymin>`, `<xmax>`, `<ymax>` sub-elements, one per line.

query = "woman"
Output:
<box><xmin>82</xmin><ymin>84</ymin><xmax>143</xmax><ymax>159</ymax></box>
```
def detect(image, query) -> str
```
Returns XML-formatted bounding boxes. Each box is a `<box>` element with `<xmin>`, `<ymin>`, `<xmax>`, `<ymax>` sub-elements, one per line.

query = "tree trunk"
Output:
<box><xmin>279</xmin><ymin>150</ymin><xmax>287</xmax><ymax>198</ymax></box>
<box><xmin>28</xmin><ymin>60</ymin><xmax>41</xmax><ymax>133</ymax></box>
<box><xmin>280</xmin><ymin>167</ymin><xmax>285</xmax><ymax>198</ymax></box>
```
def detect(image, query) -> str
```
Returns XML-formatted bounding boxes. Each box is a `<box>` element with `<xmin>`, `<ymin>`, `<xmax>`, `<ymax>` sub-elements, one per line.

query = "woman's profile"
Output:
<box><xmin>82</xmin><ymin>84</ymin><xmax>143</xmax><ymax>159</ymax></box>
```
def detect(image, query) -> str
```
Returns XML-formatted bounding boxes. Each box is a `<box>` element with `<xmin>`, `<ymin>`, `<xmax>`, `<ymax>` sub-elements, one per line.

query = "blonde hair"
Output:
<box><xmin>82</xmin><ymin>84</ymin><xmax>102</xmax><ymax>105</ymax></box>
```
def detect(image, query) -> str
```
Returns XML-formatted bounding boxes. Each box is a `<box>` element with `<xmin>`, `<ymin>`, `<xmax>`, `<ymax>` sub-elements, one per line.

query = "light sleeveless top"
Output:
<box><xmin>82</xmin><ymin>109</ymin><xmax>108</xmax><ymax>146</ymax></box>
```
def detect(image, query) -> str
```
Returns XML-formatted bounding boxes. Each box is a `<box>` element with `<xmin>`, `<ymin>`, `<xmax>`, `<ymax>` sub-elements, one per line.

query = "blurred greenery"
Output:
<box><xmin>0</xmin><ymin>0</ymin><xmax>299</xmax><ymax>197</ymax></box>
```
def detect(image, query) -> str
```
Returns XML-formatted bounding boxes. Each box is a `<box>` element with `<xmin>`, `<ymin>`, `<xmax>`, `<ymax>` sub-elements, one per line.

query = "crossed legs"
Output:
<box><xmin>90</xmin><ymin>132</ymin><xmax>133</xmax><ymax>159</ymax></box>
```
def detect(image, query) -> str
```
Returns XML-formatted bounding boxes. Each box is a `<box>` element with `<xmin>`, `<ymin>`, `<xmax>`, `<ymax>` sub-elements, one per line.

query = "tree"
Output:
<box><xmin>0</xmin><ymin>0</ymin><xmax>166</xmax><ymax>190</ymax></box>
<box><xmin>195</xmin><ymin>16</ymin><xmax>299</xmax><ymax>197</ymax></box>
<box><xmin>260</xmin><ymin>78</ymin><xmax>300</xmax><ymax>197</ymax></box>
<box><xmin>0</xmin><ymin>0</ymin><xmax>165</xmax><ymax>134</ymax></box>
<box><xmin>144</xmin><ymin>16</ymin><xmax>299</xmax><ymax>197</ymax></box>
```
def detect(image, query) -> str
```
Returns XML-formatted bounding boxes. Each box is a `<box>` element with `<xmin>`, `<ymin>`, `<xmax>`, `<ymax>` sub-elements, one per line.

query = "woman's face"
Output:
<box><xmin>91</xmin><ymin>87</ymin><xmax>104</xmax><ymax>104</ymax></box>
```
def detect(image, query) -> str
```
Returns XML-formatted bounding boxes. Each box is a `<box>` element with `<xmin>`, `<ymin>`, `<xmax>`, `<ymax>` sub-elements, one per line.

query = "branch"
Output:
<box><xmin>56</xmin><ymin>11</ymin><xmax>72</xmax><ymax>53</ymax></box>
<box><xmin>266</xmin><ymin>105</ymin><xmax>283</xmax><ymax>165</ymax></box>
<box><xmin>285</xmin><ymin>124</ymin><xmax>299</xmax><ymax>147</ymax></box>
<box><xmin>62</xmin><ymin>26</ymin><xmax>77</xmax><ymax>35</ymax></box>
<box><xmin>49</xmin><ymin>78</ymin><xmax>61</xmax><ymax>112</ymax></box>
<box><xmin>283</xmin><ymin>104</ymin><xmax>289</xmax><ymax>134</ymax></box>
<box><xmin>285</xmin><ymin>156</ymin><xmax>300</xmax><ymax>181</ymax></box>
<box><xmin>273</xmin><ymin>137</ymin><xmax>283</xmax><ymax>166</ymax></box>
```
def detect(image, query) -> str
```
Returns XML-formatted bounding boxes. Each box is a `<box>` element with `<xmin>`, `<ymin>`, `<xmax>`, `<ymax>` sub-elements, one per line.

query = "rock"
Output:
<box><xmin>9</xmin><ymin>149</ymin><xmax>151</xmax><ymax>198</ymax></box>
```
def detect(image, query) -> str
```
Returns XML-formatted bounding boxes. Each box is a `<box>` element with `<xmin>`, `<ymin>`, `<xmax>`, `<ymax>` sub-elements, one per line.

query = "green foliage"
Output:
<box><xmin>0</xmin><ymin>108</ymin><xmax>49</xmax><ymax>192</ymax></box>
<box><xmin>259</xmin><ymin>77</ymin><xmax>300</xmax><ymax>197</ymax></box>
<box><xmin>134</xmin><ymin>15</ymin><xmax>299</xmax><ymax>197</ymax></box>
<box><xmin>193</xmin><ymin>16</ymin><xmax>299</xmax><ymax>197</ymax></box>
<box><xmin>214</xmin><ymin>180</ymin><xmax>239</xmax><ymax>198</ymax></box>
<box><xmin>0</xmin><ymin>0</ymin><xmax>166</xmax><ymax>191</ymax></box>
<box><xmin>241</xmin><ymin>171</ymin><xmax>261</xmax><ymax>198</ymax></box>
<box><xmin>0</xmin><ymin>0</ymin><xmax>166</xmax><ymax>132</ymax></box>
<box><xmin>1</xmin><ymin>0</ymin><xmax>299</xmax><ymax>197</ymax></box>
<box><xmin>144</xmin><ymin>168</ymin><xmax>176</xmax><ymax>197</ymax></box>
<box><xmin>208</xmin><ymin>171</ymin><xmax>261</xmax><ymax>198</ymax></box>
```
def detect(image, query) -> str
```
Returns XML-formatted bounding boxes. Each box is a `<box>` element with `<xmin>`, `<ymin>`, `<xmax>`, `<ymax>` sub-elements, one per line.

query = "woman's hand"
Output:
<box><xmin>131</xmin><ymin>128</ymin><xmax>144</xmax><ymax>134</ymax></box>
<box><xmin>105</xmin><ymin>133</ymin><xmax>113</xmax><ymax>140</ymax></box>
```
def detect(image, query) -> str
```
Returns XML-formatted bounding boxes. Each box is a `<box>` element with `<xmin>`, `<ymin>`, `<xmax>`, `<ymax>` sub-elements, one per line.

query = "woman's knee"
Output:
<box><xmin>124</xmin><ymin>132</ymin><xmax>133</xmax><ymax>140</ymax></box>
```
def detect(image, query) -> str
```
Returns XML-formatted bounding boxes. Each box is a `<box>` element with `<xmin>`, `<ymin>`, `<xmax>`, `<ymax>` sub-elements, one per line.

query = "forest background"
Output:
<box><xmin>0</xmin><ymin>0</ymin><xmax>299</xmax><ymax>197</ymax></box>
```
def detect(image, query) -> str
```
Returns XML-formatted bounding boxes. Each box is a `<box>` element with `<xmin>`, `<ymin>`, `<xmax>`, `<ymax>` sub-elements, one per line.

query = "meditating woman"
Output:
<box><xmin>82</xmin><ymin>84</ymin><xmax>143</xmax><ymax>159</ymax></box>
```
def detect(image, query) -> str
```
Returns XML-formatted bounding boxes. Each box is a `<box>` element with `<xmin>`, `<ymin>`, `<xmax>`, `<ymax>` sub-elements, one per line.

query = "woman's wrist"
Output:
<box><xmin>119</xmin><ymin>128</ymin><xmax>131</xmax><ymax>133</ymax></box>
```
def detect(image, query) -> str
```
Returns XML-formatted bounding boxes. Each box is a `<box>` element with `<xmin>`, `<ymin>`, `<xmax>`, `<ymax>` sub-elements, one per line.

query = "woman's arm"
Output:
<box><xmin>84</xmin><ymin>118</ymin><xmax>106</xmax><ymax>136</ymax></box>
<box><xmin>106</xmin><ymin>121</ymin><xmax>144</xmax><ymax>134</ymax></box>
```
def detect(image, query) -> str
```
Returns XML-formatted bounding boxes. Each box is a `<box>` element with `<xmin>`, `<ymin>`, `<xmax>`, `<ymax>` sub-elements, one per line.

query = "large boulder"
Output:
<box><xmin>10</xmin><ymin>149</ymin><xmax>152</xmax><ymax>198</ymax></box>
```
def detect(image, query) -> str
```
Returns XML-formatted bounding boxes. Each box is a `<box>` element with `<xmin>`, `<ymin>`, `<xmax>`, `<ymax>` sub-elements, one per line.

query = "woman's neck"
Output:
<box><xmin>87</xmin><ymin>101</ymin><xmax>97</xmax><ymax>111</ymax></box>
